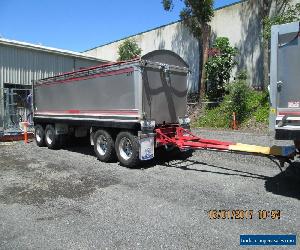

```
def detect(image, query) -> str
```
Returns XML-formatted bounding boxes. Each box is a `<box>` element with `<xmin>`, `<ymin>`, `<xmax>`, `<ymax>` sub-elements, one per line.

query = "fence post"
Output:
<box><xmin>233</xmin><ymin>112</ymin><xmax>237</xmax><ymax>130</ymax></box>
<box><xmin>24</xmin><ymin>121</ymin><xmax>28</xmax><ymax>143</ymax></box>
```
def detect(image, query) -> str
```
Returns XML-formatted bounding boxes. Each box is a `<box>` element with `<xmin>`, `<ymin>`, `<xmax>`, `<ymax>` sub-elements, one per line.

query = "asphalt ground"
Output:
<box><xmin>0</xmin><ymin>129</ymin><xmax>299</xmax><ymax>249</ymax></box>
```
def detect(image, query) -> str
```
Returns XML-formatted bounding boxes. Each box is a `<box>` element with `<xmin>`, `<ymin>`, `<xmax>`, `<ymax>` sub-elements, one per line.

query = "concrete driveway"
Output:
<box><xmin>0</xmin><ymin>129</ymin><xmax>299</xmax><ymax>249</ymax></box>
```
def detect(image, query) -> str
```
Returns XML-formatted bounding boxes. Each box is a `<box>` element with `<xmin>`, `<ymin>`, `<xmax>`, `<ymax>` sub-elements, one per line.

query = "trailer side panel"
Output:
<box><xmin>34</xmin><ymin>67</ymin><xmax>140</xmax><ymax>121</ymax></box>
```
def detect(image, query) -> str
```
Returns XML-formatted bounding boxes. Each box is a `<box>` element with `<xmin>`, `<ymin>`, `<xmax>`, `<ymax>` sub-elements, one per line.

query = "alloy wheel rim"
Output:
<box><xmin>36</xmin><ymin>129</ymin><xmax>42</xmax><ymax>142</ymax></box>
<box><xmin>96</xmin><ymin>135</ymin><xmax>108</xmax><ymax>156</ymax></box>
<box><xmin>119</xmin><ymin>137</ymin><xmax>133</xmax><ymax>160</ymax></box>
<box><xmin>46</xmin><ymin>129</ymin><xmax>53</xmax><ymax>145</ymax></box>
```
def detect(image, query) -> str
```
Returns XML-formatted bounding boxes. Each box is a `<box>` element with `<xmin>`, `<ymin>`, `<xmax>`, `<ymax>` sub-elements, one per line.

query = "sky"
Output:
<box><xmin>0</xmin><ymin>0</ymin><xmax>239</xmax><ymax>52</ymax></box>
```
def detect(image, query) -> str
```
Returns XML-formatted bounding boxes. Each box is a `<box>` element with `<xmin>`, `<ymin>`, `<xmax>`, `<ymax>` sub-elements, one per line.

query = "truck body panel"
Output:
<box><xmin>142</xmin><ymin>68</ymin><xmax>188</xmax><ymax>124</ymax></box>
<box><xmin>141</xmin><ymin>50</ymin><xmax>188</xmax><ymax>124</ymax></box>
<box><xmin>277</xmin><ymin>28</ymin><xmax>300</xmax><ymax>109</ymax></box>
<box><xmin>35</xmin><ymin>68</ymin><xmax>137</xmax><ymax>111</ymax></box>
<box><xmin>33</xmin><ymin>50</ymin><xmax>189</xmax><ymax>127</ymax></box>
<box><xmin>270</xmin><ymin>21</ymin><xmax>300</xmax><ymax>140</ymax></box>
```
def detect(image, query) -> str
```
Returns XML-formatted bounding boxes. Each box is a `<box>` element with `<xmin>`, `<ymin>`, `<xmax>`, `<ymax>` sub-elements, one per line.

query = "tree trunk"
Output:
<box><xmin>198</xmin><ymin>24</ymin><xmax>211</xmax><ymax>101</ymax></box>
<box><xmin>263</xmin><ymin>40</ymin><xmax>270</xmax><ymax>90</ymax></box>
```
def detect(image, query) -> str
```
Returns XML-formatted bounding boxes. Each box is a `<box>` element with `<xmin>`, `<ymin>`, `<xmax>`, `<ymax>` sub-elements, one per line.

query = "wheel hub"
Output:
<box><xmin>36</xmin><ymin>129</ymin><xmax>42</xmax><ymax>142</ymax></box>
<box><xmin>46</xmin><ymin>129</ymin><xmax>53</xmax><ymax>145</ymax></box>
<box><xmin>119</xmin><ymin>137</ymin><xmax>133</xmax><ymax>160</ymax></box>
<box><xmin>96</xmin><ymin>135</ymin><xmax>108</xmax><ymax>156</ymax></box>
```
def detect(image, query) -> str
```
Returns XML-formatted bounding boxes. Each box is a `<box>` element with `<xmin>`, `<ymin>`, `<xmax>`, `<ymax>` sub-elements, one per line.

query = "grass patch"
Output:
<box><xmin>194</xmin><ymin>83</ymin><xmax>270</xmax><ymax>129</ymax></box>
<box><xmin>195</xmin><ymin>100</ymin><xmax>231</xmax><ymax>128</ymax></box>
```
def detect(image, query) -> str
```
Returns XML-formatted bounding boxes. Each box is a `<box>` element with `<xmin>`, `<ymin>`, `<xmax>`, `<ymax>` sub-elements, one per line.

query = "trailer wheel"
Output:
<box><xmin>45</xmin><ymin>125</ymin><xmax>59</xmax><ymax>149</ymax></box>
<box><xmin>94</xmin><ymin>129</ymin><xmax>116</xmax><ymax>162</ymax></box>
<box><xmin>115</xmin><ymin>131</ymin><xmax>140</xmax><ymax>167</ymax></box>
<box><xmin>34</xmin><ymin>124</ymin><xmax>45</xmax><ymax>147</ymax></box>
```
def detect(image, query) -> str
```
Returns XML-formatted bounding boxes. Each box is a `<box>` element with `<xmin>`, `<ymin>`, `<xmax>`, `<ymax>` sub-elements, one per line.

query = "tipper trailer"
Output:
<box><xmin>33</xmin><ymin>50</ymin><xmax>295</xmax><ymax>167</ymax></box>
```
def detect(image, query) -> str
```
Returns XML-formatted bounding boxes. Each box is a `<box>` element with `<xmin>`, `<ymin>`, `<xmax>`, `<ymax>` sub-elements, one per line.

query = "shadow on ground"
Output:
<box><xmin>59</xmin><ymin>143</ymin><xmax>300</xmax><ymax>200</ymax></box>
<box><xmin>265</xmin><ymin>161</ymin><xmax>300</xmax><ymax>200</ymax></box>
<box><xmin>145</xmin><ymin>151</ymin><xmax>300</xmax><ymax>201</ymax></box>
<box><xmin>61</xmin><ymin>138</ymin><xmax>95</xmax><ymax>157</ymax></box>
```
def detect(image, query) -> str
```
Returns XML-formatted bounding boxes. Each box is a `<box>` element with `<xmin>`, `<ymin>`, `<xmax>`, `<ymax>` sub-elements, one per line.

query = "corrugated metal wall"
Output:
<box><xmin>0</xmin><ymin>44</ymin><xmax>103</xmax><ymax>87</ymax></box>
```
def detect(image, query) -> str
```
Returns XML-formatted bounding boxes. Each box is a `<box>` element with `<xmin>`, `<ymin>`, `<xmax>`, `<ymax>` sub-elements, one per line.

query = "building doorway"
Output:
<box><xmin>2</xmin><ymin>83</ymin><xmax>32</xmax><ymax>133</ymax></box>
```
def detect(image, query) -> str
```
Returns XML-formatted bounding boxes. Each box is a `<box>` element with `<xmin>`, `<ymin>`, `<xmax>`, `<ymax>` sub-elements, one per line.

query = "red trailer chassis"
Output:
<box><xmin>156</xmin><ymin>126</ymin><xmax>234</xmax><ymax>151</ymax></box>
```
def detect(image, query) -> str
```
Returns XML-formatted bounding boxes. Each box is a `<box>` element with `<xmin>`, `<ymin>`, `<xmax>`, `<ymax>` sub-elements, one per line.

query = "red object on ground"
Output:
<box><xmin>21</xmin><ymin>121</ymin><xmax>30</xmax><ymax>144</ymax></box>
<box><xmin>24</xmin><ymin>130</ymin><xmax>28</xmax><ymax>144</ymax></box>
<box><xmin>155</xmin><ymin>126</ymin><xmax>235</xmax><ymax>151</ymax></box>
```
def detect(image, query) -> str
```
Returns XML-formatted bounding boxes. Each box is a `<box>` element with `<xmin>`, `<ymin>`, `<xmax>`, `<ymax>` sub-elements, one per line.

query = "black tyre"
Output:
<box><xmin>176</xmin><ymin>149</ymin><xmax>194</xmax><ymax>160</ymax></box>
<box><xmin>34</xmin><ymin>124</ymin><xmax>45</xmax><ymax>147</ymax></box>
<box><xmin>93</xmin><ymin>129</ymin><xmax>116</xmax><ymax>162</ymax></box>
<box><xmin>115</xmin><ymin>131</ymin><xmax>140</xmax><ymax>167</ymax></box>
<box><xmin>164</xmin><ymin>147</ymin><xmax>193</xmax><ymax>160</ymax></box>
<box><xmin>45</xmin><ymin>125</ymin><xmax>60</xmax><ymax>149</ymax></box>
<box><xmin>59</xmin><ymin>134</ymin><xmax>68</xmax><ymax>148</ymax></box>
<box><xmin>294</xmin><ymin>140</ymin><xmax>300</xmax><ymax>153</ymax></box>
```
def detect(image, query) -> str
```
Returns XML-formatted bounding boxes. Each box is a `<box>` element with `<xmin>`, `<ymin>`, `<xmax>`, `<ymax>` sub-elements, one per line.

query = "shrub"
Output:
<box><xmin>195</xmin><ymin>71</ymin><xmax>270</xmax><ymax>129</ymax></box>
<box><xmin>205</xmin><ymin>37</ymin><xmax>238</xmax><ymax>101</ymax></box>
<box><xmin>247</xmin><ymin>90</ymin><xmax>270</xmax><ymax>123</ymax></box>
<box><xmin>227</xmin><ymin>79</ymin><xmax>249</xmax><ymax>123</ymax></box>
<box><xmin>117</xmin><ymin>39</ymin><xmax>142</xmax><ymax>61</ymax></box>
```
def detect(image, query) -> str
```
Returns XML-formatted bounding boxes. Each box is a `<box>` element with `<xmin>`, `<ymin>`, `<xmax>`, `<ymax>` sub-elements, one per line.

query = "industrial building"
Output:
<box><xmin>1</xmin><ymin>0</ymin><xmax>298</xmax><ymax>134</ymax></box>
<box><xmin>84</xmin><ymin>0</ymin><xmax>259</xmax><ymax>92</ymax></box>
<box><xmin>84</xmin><ymin>0</ymin><xmax>299</xmax><ymax>92</ymax></box>
<box><xmin>0</xmin><ymin>38</ymin><xmax>107</xmax><ymax>133</ymax></box>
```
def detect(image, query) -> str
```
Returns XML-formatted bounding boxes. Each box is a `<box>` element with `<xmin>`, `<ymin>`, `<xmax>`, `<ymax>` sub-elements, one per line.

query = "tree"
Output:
<box><xmin>263</xmin><ymin>3</ymin><xmax>300</xmax><ymax>40</ymax></box>
<box><xmin>259</xmin><ymin>0</ymin><xmax>298</xmax><ymax>89</ymax></box>
<box><xmin>205</xmin><ymin>37</ymin><xmax>237</xmax><ymax>101</ymax></box>
<box><xmin>117</xmin><ymin>39</ymin><xmax>142</xmax><ymax>61</ymax></box>
<box><xmin>162</xmin><ymin>0</ymin><xmax>214</xmax><ymax>99</ymax></box>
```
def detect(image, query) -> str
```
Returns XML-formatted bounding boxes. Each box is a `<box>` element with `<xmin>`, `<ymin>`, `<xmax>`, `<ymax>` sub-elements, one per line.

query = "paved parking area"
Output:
<box><xmin>0</xmin><ymin>129</ymin><xmax>299</xmax><ymax>249</ymax></box>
